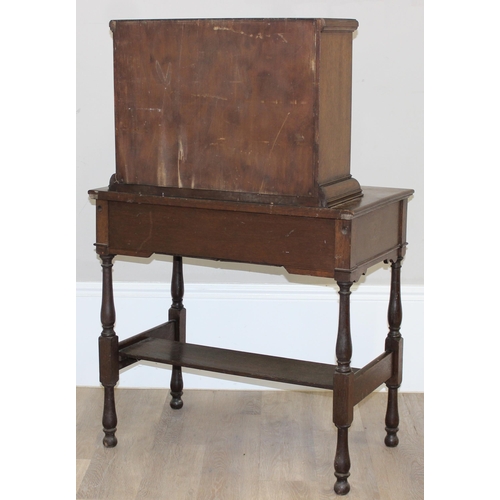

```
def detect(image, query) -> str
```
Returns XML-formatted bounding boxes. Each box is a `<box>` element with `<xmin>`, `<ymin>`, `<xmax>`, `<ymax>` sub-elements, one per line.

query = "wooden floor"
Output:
<box><xmin>76</xmin><ymin>388</ymin><xmax>423</xmax><ymax>499</ymax></box>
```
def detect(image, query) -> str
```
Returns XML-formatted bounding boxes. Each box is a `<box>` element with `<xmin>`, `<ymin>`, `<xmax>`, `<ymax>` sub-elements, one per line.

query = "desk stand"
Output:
<box><xmin>91</xmin><ymin>185</ymin><xmax>412</xmax><ymax>495</ymax></box>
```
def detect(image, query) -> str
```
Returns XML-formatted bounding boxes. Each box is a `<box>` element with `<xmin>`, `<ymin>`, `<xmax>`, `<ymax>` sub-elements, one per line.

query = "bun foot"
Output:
<box><xmin>385</xmin><ymin>428</ymin><xmax>399</xmax><ymax>447</ymax></box>
<box><xmin>334</xmin><ymin>475</ymin><xmax>350</xmax><ymax>495</ymax></box>
<box><xmin>170</xmin><ymin>392</ymin><xmax>184</xmax><ymax>410</ymax></box>
<box><xmin>103</xmin><ymin>429</ymin><xmax>117</xmax><ymax>447</ymax></box>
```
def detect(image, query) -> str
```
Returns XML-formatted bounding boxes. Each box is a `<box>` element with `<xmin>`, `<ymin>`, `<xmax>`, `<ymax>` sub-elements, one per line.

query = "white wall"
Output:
<box><xmin>76</xmin><ymin>1</ymin><xmax>424</xmax><ymax>391</ymax></box>
<box><xmin>76</xmin><ymin>0</ymin><xmax>424</xmax><ymax>287</ymax></box>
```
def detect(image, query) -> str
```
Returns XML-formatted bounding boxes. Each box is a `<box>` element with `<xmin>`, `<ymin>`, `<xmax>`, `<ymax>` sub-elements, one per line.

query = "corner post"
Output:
<box><xmin>384</xmin><ymin>256</ymin><xmax>404</xmax><ymax>447</ymax></box>
<box><xmin>333</xmin><ymin>281</ymin><xmax>354</xmax><ymax>495</ymax></box>
<box><xmin>99</xmin><ymin>254</ymin><xmax>119</xmax><ymax>447</ymax></box>
<box><xmin>169</xmin><ymin>256</ymin><xmax>186</xmax><ymax>409</ymax></box>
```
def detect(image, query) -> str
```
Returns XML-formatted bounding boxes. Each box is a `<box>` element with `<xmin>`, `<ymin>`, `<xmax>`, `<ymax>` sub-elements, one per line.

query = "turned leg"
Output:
<box><xmin>384</xmin><ymin>256</ymin><xmax>404</xmax><ymax>447</ymax></box>
<box><xmin>333</xmin><ymin>281</ymin><xmax>354</xmax><ymax>495</ymax></box>
<box><xmin>169</xmin><ymin>256</ymin><xmax>186</xmax><ymax>409</ymax></box>
<box><xmin>99</xmin><ymin>254</ymin><xmax>119</xmax><ymax>447</ymax></box>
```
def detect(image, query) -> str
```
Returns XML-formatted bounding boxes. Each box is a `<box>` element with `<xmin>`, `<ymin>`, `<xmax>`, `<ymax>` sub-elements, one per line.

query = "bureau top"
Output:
<box><xmin>109</xmin><ymin>18</ymin><xmax>361</xmax><ymax>208</ymax></box>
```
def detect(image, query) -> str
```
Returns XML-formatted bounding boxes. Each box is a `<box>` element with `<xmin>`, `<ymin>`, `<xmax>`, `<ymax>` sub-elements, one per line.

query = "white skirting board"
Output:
<box><xmin>76</xmin><ymin>283</ymin><xmax>424</xmax><ymax>391</ymax></box>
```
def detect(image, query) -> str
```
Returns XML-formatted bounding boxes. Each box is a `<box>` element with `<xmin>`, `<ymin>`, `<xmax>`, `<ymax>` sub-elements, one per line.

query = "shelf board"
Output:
<box><xmin>120</xmin><ymin>338</ymin><xmax>352</xmax><ymax>389</ymax></box>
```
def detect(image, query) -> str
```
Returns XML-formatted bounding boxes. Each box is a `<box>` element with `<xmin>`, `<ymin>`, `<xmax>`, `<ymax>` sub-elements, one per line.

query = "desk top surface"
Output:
<box><xmin>89</xmin><ymin>185</ymin><xmax>414</xmax><ymax>220</ymax></box>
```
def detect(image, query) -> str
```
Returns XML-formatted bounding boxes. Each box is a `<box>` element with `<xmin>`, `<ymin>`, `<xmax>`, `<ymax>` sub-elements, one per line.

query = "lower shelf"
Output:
<box><xmin>120</xmin><ymin>338</ymin><xmax>357</xmax><ymax>390</ymax></box>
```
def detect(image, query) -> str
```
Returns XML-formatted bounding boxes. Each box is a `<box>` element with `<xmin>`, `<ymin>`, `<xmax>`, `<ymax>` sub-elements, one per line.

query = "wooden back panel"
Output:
<box><xmin>111</xmin><ymin>18</ymin><xmax>360</xmax><ymax>207</ymax></box>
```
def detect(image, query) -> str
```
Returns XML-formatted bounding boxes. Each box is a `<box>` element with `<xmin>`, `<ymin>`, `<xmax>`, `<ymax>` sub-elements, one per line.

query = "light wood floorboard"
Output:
<box><xmin>76</xmin><ymin>388</ymin><xmax>423</xmax><ymax>499</ymax></box>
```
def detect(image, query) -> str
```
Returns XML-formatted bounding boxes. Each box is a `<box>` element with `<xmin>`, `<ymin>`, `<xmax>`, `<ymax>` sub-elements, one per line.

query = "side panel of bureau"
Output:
<box><xmin>318</xmin><ymin>31</ymin><xmax>354</xmax><ymax>185</ymax></box>
<box><xmin>331</xmin><ymin>199</ymin><xmax>407</xmax><ymax>282</ymax></box>
<box><xmin>350</xmin><ymin>200</ymin><xmax>406</xmax><ymax>268</ymax></box>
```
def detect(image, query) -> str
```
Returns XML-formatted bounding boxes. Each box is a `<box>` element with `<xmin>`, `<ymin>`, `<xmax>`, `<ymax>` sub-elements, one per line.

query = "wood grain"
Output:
<box><xmin>196</xmin><ymin>391</ymin><xmax>262</xmax><ymax>500</ymax></box>
<box><xmin>360</xmin><ymin>393</ymin><xmax>424</xmax><ymax>500</ymax></box>
<box><xmin>77</xmin><ymin>388</ymin><xmax>423</xmax><ymax>499</ymax></box>
<box><xmin>77</xmin><ymin>389</ymin><xmax>167</xmax><ymax>499</ymax></box>
<box><xmin>77</xmin><ymin>460</ymin><xmax>91</xmax><ymax>492</ymax></box>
